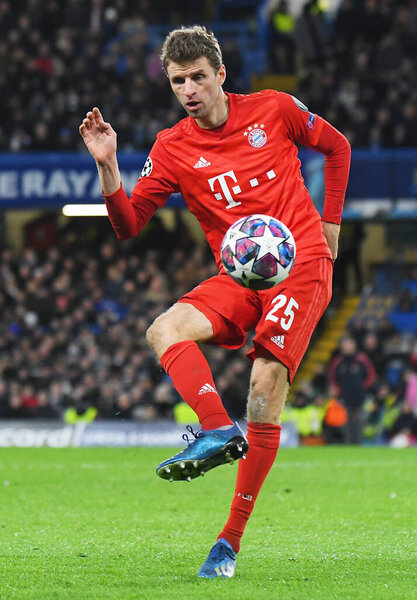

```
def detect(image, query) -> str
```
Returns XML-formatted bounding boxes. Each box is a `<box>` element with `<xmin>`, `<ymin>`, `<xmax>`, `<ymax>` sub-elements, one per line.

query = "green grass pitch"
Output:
<box><xmin>1</xmin><ymin>446</ymin><xmax>416</xmax><ymax>600</ymax></box>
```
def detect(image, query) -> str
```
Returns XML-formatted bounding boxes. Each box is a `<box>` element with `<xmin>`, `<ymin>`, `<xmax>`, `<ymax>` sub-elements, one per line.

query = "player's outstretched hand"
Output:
<box><xmin>79</xmin><ymin>107</ymin><xmax>117</xmax><ymax>165</ymax></box>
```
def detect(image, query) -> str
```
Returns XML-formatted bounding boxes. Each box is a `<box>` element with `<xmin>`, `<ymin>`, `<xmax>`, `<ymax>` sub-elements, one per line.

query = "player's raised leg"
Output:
<box><xmin>146</xmin><ymin>302</ymin><xmax>248</xmax><ymax>481</ymax></box>
<box><xmin>199</xmin><ymin>353</ymin><xmax>286</xmax><ymax>577</ymax></box>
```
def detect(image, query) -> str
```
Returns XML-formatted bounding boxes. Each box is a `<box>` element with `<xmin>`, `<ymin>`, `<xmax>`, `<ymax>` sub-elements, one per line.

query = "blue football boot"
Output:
<box><xmin>156</xmin><ymin>423</ymin><xmax>248</xmax><ymax>481</ymax></box>
<box><xmin>198</xmin><ymin>538</ymin><xmax>237</xmax><ymax>579</ymax></box>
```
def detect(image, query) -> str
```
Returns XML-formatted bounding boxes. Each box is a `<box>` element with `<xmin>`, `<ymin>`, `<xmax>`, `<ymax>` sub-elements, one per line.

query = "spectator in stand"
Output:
<box><xmin>265</xmin><ymin>0</ymin><xmax>296</xmax><ymax>73</ymax></box>
<box><xmin>33</xmin><ymin>390</ymin><xmax>60</xmax><ymax>419</ymax></box>
<box><xmin>0</xmin><ymin>379</ymin><xmax>9</xmax><ymax>417</ymax></box>
<box><xmin>388</xmin><ymin>401</ymin><xmax>417</xmax><ymax>448</ymax></box>
<box><xmin>361</xmin><ymin>331</ymin><xmax>386</xmax><ymax>378</ymax></box>
<box><xmin>329</xmin><ymin>335</ymin><xmax>376</xmax><ymax>444</ymax></box>
<box><xmin>322</xmin><ymin>387</ymin><xmax>347</xmax><ymax>445</ymax></box>
<box><xmin>362</xmin><ymin>380</ymin><xmax>397</xmax><ymax>442</ymax></box>
<box><xmin>409</xmin><ymin>339</ymin><xmax>417</xmax><ymax>372</ymax></box>
<box><xmin>404</xmin><ymin>367</ymin><xmax>417</xmax><ymax>415</ymax></box>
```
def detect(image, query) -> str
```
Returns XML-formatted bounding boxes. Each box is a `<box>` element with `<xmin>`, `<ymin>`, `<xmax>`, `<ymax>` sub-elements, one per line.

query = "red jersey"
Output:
<box><xmin>132</xmin><ymin>91</ymin><xmax>331</xmax><ymax>269</ymax></box>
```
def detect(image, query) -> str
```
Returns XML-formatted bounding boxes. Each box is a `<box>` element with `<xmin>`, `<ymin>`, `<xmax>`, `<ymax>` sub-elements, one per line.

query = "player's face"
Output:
<box><xmin>167</xmin><ymin>56</ymin><xmax>227</xmax><ymax>128</ymax></box>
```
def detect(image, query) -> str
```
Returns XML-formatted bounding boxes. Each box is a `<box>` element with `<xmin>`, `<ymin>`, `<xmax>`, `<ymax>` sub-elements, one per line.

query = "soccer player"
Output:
<box><xmin>79</xmin><ymin>25</ymin><xmax>350</xmax><ymax>579</ymax></box>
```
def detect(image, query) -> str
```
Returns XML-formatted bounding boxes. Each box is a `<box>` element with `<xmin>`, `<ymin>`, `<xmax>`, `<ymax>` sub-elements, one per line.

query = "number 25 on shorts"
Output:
<box><xmin>265</xmin><ymin>294</ymin><xmax>299</xmax><ymax>331</ymax></box>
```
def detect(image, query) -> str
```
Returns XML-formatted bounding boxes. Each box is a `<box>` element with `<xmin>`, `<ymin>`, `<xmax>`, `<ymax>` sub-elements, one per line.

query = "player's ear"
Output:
<box><xmin>217</xmin><ymin>64</ymin><xmax>226</xmax><ymax>86</ymax></box>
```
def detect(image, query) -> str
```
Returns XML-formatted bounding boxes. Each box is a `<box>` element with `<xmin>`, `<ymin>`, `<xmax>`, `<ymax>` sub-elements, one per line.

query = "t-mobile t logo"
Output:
<box><xmin>208</xmin><ymin>170</ymin><xmax>242</xmax><ymax>209</ymax></box>
<box><xmin>208</xmin><ymin>169</ymin><xmax>277</xmax><ymax>209</ymax></box>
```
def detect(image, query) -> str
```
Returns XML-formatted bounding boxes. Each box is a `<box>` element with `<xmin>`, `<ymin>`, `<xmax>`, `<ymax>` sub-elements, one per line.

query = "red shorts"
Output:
<box><xmin>178</xmin><ymin>258</ymin><xmax>333</xmax><ymax>382</ymax></box>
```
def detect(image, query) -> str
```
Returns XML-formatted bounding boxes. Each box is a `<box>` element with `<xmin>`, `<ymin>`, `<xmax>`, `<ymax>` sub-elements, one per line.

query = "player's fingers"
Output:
<box><xmin>94</xmin><ymin>108</ymin><xmax>114</xmax><ymax>132</ymax></box>
<box><xmin>91</xmin><ymin>107</ymin><xmax>112</xmax><ymax>132</ymax></box>
<box><xmin>83</xmin><ymin>117</ymin><xmax>91</xmax><ymax>131</ymax></box>
<box><xmin>79</xmin><ymin>124</ymin><xmax>86</xmax><ymax>136</ymax></box>
<box><xmin>91</xmin><ymin>107</ymin><xmax>111</xmax><ymax>131</ymax></box>
<box><xmin>93</xmin><ymin>107</ymin><xmax>102</xmax><ymax>123</ymax></box>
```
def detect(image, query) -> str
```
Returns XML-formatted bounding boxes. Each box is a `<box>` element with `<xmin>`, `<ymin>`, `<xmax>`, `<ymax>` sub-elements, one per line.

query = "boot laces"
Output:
<box><xmin>182</xmin><ymin>424</ymin><xmax>205</xmax><ymax>445</ymax></box>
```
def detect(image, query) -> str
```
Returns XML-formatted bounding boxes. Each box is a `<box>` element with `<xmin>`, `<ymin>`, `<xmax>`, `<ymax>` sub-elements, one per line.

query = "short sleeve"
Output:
<box><xmin>277</xmin><ymin>92</ymin><xmax>324</xmax><ymax>147</ymax></box>
<box><xmin>131</xmin><ymin>138</ymin><xmax>180</xmax><ymax>208</ymax></box>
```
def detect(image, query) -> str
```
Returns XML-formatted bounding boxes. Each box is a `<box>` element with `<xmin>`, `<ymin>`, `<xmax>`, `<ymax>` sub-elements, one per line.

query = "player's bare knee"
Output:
<box><xmin>146</xmin><ymin>303</ymin><xmax>214</xmax><ymax>359</ymax></box>
<box><xmin>145</xmin><ymin>319</ymin><xmax>161</xmax><ymax>354</ymax></box>
<box><xmin>146</xmin><ymin>312</ymin><xmax>177</xmax><ymax>356</ymax></box>
<box><xmin>250</xmin><ymin>370</ymin><xmax>276</xmax><ymax>398</ymax></box>
<box><xmin>250</xmin><ymin>360</ymin><xmax>280</xmax><ymax>397</ymax></box>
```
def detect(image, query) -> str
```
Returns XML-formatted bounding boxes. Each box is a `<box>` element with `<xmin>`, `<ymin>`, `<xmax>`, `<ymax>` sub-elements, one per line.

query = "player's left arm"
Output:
<box><xmin>277</xmin><ymin>93</ymin><xmax>351</xmax><ymax>260</ymax></box>
<box><xmin>313</xmin><ymin>121</ymin><xmax>351</xmax><ymax>260</ymax></box>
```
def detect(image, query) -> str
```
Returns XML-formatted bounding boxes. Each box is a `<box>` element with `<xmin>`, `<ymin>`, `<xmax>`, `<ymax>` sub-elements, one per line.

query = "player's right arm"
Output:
<box><xmin>79</xmin><ymin>108</ymin><xmax>179</xmax><ymax>241</ymax></box>
<box><xmin>79</xmin><ymin>107</ymin><xmax>156</xmax><ymax>240</ymax></box>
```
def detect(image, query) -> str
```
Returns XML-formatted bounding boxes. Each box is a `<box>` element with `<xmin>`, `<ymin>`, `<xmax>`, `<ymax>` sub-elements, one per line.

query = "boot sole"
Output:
<box><xmin>156</xmin><ymin>435</ymin><xmax>249</xmax><ymax>481</ymax></box>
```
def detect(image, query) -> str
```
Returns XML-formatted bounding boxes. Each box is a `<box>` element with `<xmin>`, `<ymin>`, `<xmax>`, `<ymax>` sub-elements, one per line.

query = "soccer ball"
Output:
<box><xmin>220</xmin><ymin>214</ymin><xmax>296</xmax><ymax>290</ymax></box>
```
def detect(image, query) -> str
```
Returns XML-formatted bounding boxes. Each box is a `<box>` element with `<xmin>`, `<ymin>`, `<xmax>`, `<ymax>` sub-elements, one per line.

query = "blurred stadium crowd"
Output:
<box><xmin>1</xmin><ymin>0</ymin><xmax>416</xmax><ymax>152</ymax></box>
<box><xmin>1</xmin><ymin>216</ymin><xmax>417</xmax><ymax>446</ymax></box>
<box><xmin>0</xmin><ymin>218</ymin><xmax>252</xmax><ymax>424</ymax></box>
<box><xmin>1</xmin><ymin>0</ymin><xmax>417</xmax><ymax>445</ymax></box>
<box><xmin>296</xmin><ymin>0</ymin><xmax>417</xmax><ymax>148</ymax></box>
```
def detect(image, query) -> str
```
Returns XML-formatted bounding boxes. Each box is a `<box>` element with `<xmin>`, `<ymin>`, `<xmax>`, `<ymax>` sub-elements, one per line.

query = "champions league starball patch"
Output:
<box><xmin>140</xmin><ymin>156</ymin><xmax>153</xmax><ymax>177</ymax></box>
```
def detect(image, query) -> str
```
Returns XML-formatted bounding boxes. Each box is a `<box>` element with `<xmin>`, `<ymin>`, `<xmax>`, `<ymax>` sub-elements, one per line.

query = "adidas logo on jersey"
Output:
<box><xmin>198</xmin><ymin>383</ymin><xmax>216</xmax><ymax>395</ymax></box>
<box><xmin>270</xmin><ymin>335</ymin><xmax>285</xmax><ymax>349</ymax></box>
<box><xmin>194</xmin><ymin>157</ymin><xmax>211</xmax><ymax>169</ymax></box>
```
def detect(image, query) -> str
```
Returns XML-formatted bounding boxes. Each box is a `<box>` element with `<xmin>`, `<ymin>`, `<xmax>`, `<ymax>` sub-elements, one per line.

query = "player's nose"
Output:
<box><xmin>184</xmin><ymin>78</ymin><xmax>196</xmax><ymax>96</ymax></box>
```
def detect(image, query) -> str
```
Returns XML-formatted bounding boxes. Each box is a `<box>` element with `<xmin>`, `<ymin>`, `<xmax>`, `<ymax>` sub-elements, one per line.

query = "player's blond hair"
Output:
<box><xmin>160</xmin><ymin>25</ymin><xmax>223</xmax><ymax>73</ymax></box>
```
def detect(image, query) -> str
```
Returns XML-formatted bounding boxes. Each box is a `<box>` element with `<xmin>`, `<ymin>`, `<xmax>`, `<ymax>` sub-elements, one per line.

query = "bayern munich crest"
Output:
<box><xmin>243</xmin><ymin>123</ymin><xmax>267</xmax><ymax>148</ymax></box>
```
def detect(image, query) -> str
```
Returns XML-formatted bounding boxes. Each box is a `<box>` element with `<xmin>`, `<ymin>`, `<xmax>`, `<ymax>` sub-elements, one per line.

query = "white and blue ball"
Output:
<box><xmin>221</xmin><ymin>214</ymin><xmax>296</xmax><ymax>290</ymax></box>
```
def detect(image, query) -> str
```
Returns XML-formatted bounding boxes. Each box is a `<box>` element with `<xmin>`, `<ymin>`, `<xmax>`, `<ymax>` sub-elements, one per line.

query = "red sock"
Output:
<box><xmin>218</xmin><ymin>422</ymin><xmax>281</xmax><ymax>552</ymax></box>
<box><xmin>160</xmin><ymin>341</ymin><xmax>233</xmax><ymax>430</ymax></box>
